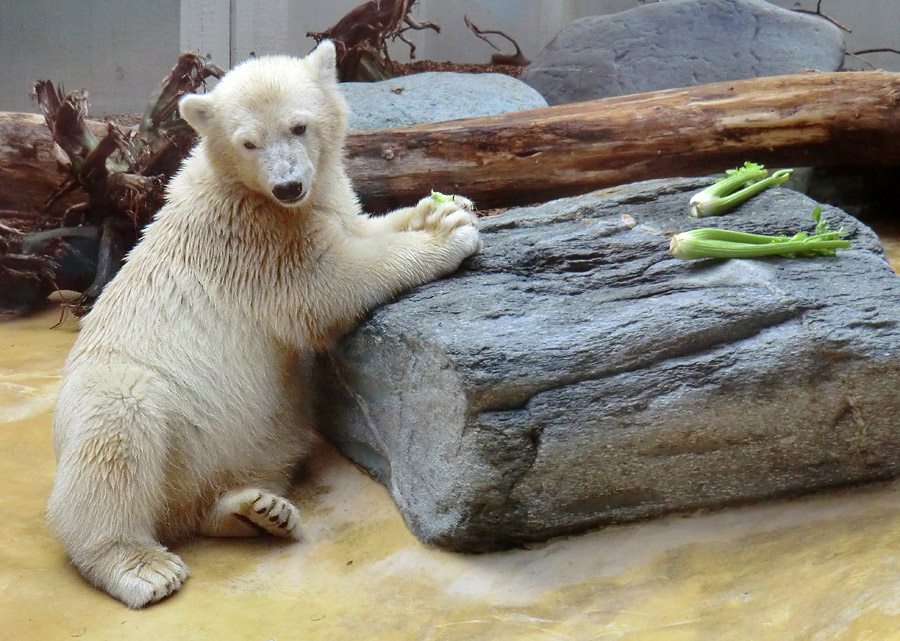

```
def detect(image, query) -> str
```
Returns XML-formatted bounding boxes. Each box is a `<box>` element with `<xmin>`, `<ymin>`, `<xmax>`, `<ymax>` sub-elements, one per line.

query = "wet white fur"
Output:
<box><xmin>47</xmin><ymin>41</ymin><xmax>480</xmax><ymax>609</ymax></box>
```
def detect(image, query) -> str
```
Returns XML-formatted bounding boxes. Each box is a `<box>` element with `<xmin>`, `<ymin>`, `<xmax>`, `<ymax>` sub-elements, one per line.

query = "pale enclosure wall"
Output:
<box><xmin>0</xmin><ymin>0</ymin><xmax>897</xmax><ymax>116</ymax></box>
<box><xmin>398</xmin><ymin>0</ymin><xmax>900</xmax><ymax>73</ymax></box>
<box><xmin>0</xmin><ymin>0</ymin><xmax>180</xmax><ymax>115</ymax></box>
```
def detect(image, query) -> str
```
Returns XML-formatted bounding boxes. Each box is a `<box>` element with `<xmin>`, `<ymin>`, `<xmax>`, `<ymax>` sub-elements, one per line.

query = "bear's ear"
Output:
<box><xmin>179</xmin><ymin>93</ymin><xmax>216</xmax><ymax>136</ymax></box>
<box><xmin>307</xmin><ymin>40</ymin><xmax>338</xmax><ymax>87</ymax></box>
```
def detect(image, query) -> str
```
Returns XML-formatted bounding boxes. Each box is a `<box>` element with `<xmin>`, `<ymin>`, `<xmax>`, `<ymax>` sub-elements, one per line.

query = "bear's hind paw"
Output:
<box><xmin>103</xmin><ymin>545</ymin><xmax>190</xmax><ymax>609</ymax></box>
<box><xmin>246</xmin><ymin>491</ymin><xmax>303</xmax><ymax>540</ymax></box>
<box><xmin>208</xmin><ymin>488</ymin><xmax>304</xmax><ymax>541</ymax></box>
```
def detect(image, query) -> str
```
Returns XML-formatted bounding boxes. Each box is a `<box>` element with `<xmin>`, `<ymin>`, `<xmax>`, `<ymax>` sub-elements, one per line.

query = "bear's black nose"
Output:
<box><xmin>272</xmin><ymin>181</ymin><xmax>304</xmax><ymax>203</ymax></box>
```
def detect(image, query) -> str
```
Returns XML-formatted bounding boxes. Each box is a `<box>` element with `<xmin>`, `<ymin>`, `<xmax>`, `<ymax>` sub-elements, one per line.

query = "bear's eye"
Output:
<box><xmin>291</xmin><ymin>124</ymin><xmax>307</xmax><ymax>136</ymax></box>
<box><xmin>243</xmin><ymin>141</ymin><xmax>257</xmax><ymax>150</ymax></box>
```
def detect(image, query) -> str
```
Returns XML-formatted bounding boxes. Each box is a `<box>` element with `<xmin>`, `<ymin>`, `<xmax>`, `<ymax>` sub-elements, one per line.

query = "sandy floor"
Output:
<box><xmin>5</xmin><ymin>246</ymin><xmax>900</xmax><ymax>639</ymax></box>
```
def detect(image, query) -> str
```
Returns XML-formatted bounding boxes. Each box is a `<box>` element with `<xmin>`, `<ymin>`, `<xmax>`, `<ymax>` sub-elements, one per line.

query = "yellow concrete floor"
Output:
<box><xmin>4</xmin><ymin>237</ymin><xmax>900</xmax><ymax>640</ymax></box>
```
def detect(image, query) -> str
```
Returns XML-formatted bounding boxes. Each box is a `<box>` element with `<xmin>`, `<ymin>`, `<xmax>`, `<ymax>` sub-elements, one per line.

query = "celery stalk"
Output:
<box><xmin>690</xmin><ymin>162</ymin><xmax>793</xmax><ymax>217</ymax></box>
<box><xmin>670</xmin><ymin>207</ymin><xmax>850</xmax><ymax>260</ymax></box>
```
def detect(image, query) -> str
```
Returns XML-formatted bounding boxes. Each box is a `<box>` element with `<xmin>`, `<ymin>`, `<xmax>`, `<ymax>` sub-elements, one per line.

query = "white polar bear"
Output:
<box><xmin>47</xmin><ymin>41</ymin><xmax>480</xmax><ymax>609</ymax></box>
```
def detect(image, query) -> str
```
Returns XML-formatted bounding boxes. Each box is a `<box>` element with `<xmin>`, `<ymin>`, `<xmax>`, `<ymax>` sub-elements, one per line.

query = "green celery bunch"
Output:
<box><xmin>670</xmin><ymin>207</ymin><xmax>850</xmax><ymax>260</ymax></box>
<box><xmin>690</xmin><ymin>162</ymin><xmax>793</xmax><ymax>217</ymax></box>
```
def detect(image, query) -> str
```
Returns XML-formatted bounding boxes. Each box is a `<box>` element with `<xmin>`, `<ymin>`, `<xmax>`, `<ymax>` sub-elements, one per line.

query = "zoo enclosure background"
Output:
<box><xmin>1</xmin><ymin>0</ymin><xmax>898</xmax><ymax>116</ymax></box>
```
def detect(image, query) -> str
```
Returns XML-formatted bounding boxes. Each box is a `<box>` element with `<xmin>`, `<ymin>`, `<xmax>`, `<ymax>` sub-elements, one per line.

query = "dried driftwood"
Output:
<box><xmin>32</xmin><ymin>52</ymin><xmax>223</xmax><ymax>229</ymax></box>
<box><xmin>0</xmin><ymin>53</ymin><xmax>223</xmax><ymax>317</ymax></box>
<box><xmin>464</xmin><ymin>16</ymin><xmax>530</xmax><ymax>67</ymax></box>
<box><xmin>307</xmin><ymin>0</ymin><xmax>439</xmax><ymax>81</ymax></box>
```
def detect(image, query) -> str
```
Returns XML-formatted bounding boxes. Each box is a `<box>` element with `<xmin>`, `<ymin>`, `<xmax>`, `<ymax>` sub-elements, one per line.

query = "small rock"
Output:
<box><xmin>521</xmin><ymin>0</ymin><xmax>846</xmax><ymax>105</ymax></box>
<box><xmin>46</xmin><ymin>290</ymin><xmax>83</xmax><ymax>304</ymax></box>
<box><xmin>0</xmin><ymin>227</ymin><xmax>100</xmax><ymax>317</ymax></box>
<box><xmin>22</xmin><ymin>226</ymin><xmax>100</xmax><ymax>292</ymax></box>
<box><xmin>340</xmin><ymin>72</ymin><xmax>548</xmax><ymax>130</ymax></box>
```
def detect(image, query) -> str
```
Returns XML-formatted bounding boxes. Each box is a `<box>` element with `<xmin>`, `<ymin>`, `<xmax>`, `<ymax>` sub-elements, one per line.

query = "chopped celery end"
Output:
<box><xmin>430</xmin><ymin>190</ymin><xmax>455</xmax><ymax>203</ymax></box>
<box><xmin>690</xmin><ymin>163</ymin><xmax>793</xmax><ymax>217</ymax></box>
<box><xmin>670</xmin><ymin>207</ymin><xmax>849</xmax><ymax>260</ymax></box>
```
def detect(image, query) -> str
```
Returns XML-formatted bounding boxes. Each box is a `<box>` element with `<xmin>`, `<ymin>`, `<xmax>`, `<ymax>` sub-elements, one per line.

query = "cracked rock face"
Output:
<box><xmin>520</xmin><ymin>0</ymin><xmax>846</xmax><ymax>105</ymax></box>
<box><xmin>316</xmin><ymin>178</ymin><xmax>900</xmax><ymax>552</ymax></box>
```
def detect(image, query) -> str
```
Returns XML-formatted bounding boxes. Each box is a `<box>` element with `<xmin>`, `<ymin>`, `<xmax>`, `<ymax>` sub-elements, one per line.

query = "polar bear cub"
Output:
<box><xmin>47</xmin><ymin>40</ymin><xmax>480</xmax><ymax>609</ymax></box>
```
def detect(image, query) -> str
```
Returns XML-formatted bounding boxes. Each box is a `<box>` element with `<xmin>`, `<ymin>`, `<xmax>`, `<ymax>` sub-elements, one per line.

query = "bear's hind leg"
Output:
<box><xmin>49</xmin><ymin>372</ymin><xmax>191</xmax><ymax>608</ymax></box>
<box><xmin>49</xmin><ymin>451</ymin><xmax>192</xmax><ymax>609</ymax></box>
<box><xmin>49</xmin><ymin>435</ymin><xmax>191</xmax><ymax>608</ymax></box>
<box><xmin>200</xmin><ymin>488</ymin><xmax>303</xmax><ymax>540</ymax></box>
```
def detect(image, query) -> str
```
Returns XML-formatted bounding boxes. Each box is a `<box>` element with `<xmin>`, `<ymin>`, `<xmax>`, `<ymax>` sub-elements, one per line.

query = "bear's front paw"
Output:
<box><xmin>405</xmin><ymin>193</ymin><xmax>478</xmax><ymax>235</ymax></box>
<box><xmin>448</xmin><ymin>223</ymin><xmax>483</xmax><ymax>259</ymax></box>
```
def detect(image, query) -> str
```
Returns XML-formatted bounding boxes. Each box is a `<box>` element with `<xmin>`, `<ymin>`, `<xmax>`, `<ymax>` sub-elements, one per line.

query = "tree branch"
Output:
<box><xmin>792</xmin><ymin>1</ymin><xmax>852</xmax><ymax>33</ymax></box>
<box><xmin>464</xmin><ymin>15</ymin><xmax>530</xmax><ymax>66</ymax></box>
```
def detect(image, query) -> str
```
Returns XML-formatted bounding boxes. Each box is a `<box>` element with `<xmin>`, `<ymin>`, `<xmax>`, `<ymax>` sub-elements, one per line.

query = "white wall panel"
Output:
<box><xmin>0</xmin><ymin>0</ymin><xmax>180</xmax><ymax>115</ymax></box>
<box><xmin>1</xmin><ymin>0</ymin><xmax>898</xmax><ymax>115</ymax></box>
<box><xmin>180</xmin><ymin>0</ymin><xmax>231</xmax><ymax>67</ymax></box>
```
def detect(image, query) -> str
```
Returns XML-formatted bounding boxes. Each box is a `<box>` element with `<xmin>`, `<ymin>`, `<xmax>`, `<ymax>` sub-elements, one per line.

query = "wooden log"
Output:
<box><xmin>347</xmin><ymin>71</ymin><xmax>900</xmax><ymax>211</ymax></box>
<box><xmin>0</xmin><ymin>112</ymin><xmax>106</xmax><ymax>216</ymax></box>
<box><xmin>3</xmin><ymin>72</ymin><xmax>900</xmax><ymax>216</ymax></box>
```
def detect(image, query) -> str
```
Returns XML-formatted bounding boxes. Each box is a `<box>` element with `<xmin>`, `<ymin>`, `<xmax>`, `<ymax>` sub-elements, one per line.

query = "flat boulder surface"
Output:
<box><xmin>316</xmin><ymin>178</ymin><xmax>900</xmax><ymax>552</ymax></box>
<box><xmin>520</xmin><ymin>0</ymin><xmax>846</xmax><ymax>104</ymax></box>
<box><xmin>340</xmin><ymin>72</ymin><xmax>548</xmax><ymax>130</ymax></box>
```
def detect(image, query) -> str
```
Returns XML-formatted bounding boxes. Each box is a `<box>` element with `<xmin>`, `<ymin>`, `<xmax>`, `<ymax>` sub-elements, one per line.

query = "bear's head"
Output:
<box><xmin>179</xmin><ymin>40</ymin><xmax>348</xmax><ymax>208</ymax></box>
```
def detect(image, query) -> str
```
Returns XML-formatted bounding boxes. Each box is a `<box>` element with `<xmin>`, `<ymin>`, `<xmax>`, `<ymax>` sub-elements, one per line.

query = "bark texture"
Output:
<box><xmin>345</xmin><ymin>71</ymin><xmax>900</xmax><ymax>211</ymax></box>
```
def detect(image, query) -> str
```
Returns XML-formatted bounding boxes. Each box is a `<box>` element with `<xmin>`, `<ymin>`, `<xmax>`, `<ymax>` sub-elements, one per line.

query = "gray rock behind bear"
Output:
<box><xmin>340</xmin><ymin>72</ymin><xmax>548</xmax><ymax>130</ymax></box>
<box><xmin>316</xmin><ymin>178</ymin><xmax>900</xmax><ymax>552</ymax></box>
<box><xmin>521</xmin><ymin>0</ymin><xmax>846</xmax><ymax>105</ymax></box>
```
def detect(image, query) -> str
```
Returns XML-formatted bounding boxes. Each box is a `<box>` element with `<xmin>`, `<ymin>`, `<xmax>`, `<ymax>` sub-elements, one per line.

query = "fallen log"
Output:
<box><xmin>0</xmin><ymin>112</ymin><xmax>105</xmax><ymax>215</ymax></box>
<box><xmin>347</xmin><ymin>71</ymin><xmax>900</xmax><ymax>211</ymax></box>
<box><xmin>2</xmin><ymin>71</ymin><xmax>900</xmax><ymax>216</ymax></box>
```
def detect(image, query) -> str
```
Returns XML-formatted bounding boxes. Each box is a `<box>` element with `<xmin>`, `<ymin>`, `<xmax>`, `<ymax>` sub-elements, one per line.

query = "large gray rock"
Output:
<box><xmin>521</xmin><ymin>0</ymin><xmax>846</xmax><ymax>105</ymax></box>
<box><xmin>317</xmin><ymin>178</ymin><xmax>900</xmax><ymax>552</ymax></box>
<box><xmin>339</xmin><ymin>72</ymin><xmax>548</xmax><ymax>130</ymax></box>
